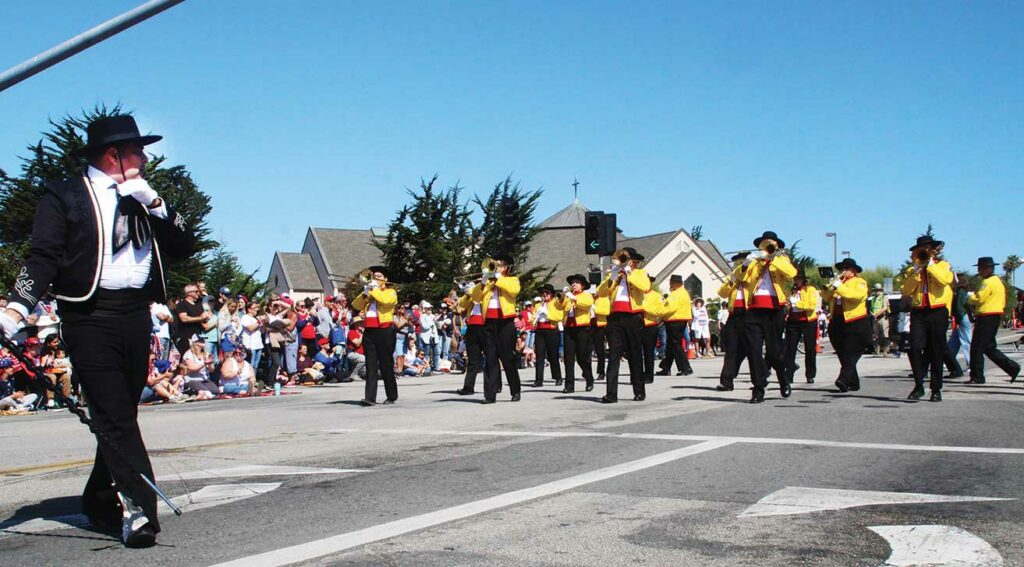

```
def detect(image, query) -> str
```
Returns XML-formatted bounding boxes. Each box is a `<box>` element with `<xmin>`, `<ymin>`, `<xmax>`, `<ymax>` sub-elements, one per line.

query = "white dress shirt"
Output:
<box><xmin>87</xmin><ymin>166</ymin><xmax>167</xmax><ymax>290</ymax></box>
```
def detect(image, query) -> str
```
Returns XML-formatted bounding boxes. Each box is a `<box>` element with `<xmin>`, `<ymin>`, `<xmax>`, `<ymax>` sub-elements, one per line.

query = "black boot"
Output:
<box><xmin>907</xmin><ymin>385</ymin><xmax>925</xmax><ymax>400</ymax></box>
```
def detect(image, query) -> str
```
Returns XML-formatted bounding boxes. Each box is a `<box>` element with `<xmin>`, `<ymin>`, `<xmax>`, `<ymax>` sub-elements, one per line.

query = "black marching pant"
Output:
<box><xmin>910</xmin><ymin>308</ymin><xmax>948</xmax><ymax>392</ymax></box>
<box><xmin>784</xmin><ymin>320</ymin><xmax>817</xmax><ymax>383</ymax></box>
<box><xmin>61</xmin><ymin>306</ymin><xmax>160</xmax><ymax>532</ymax></box>
<box><xmin>460</xmin><ymin>324</ymin><xmax>486</xmax><ymax>391</ymax></box>
<box><xmin>534</xmin><ymin>328</ymin><xmax>562</xmax><ymax>384</ymax></box>
<box><xmin>605</xmin><ymin>312</ymin><xmax>645</xmax><ymax>400</ymax></box>
<box><xmin>590</xmin><ymin>325</ymin><xmax>607</xmax><ymax>377</ymax></box>
<box><xmin>744</xmin><ymin>308</ymin><xmax>786</xmax><ymax>395</ymax></box>
<box><xmin>719</xmin><ymin>310</ymin><xmax>749</xmax><ymax>389</ymax></box>
<box><xmin>971</xmin><ymin>315</ymin><xmax>1021</xmax><ymax>382</ymax></box>
<box><xmin>830</xmin><ymin>317</ymin><xmax>871</xmax><ymax>391</ymax></box>
<box><xmin>363</xmin><ymin>326</ymin><xmax>398</xmax><ymax>402</ymax></box>
<box><xmin>563</xmin><ymin>325</ymin><xmax>594</xmax><ymax>391</ymax></box>
<box><xmin>485</xmin><ymin>317</ymin><xmax>521</xmax><ymax>399</ymax></box>
<box><xmin>641</xmin><ymin>325</ymin><xmax>659</xmax><ymax>381</ymax></box>
<box><xmin>659</xmin><ymin>321</ymin><xmax>693</xmax><ymax>374</ymax></box>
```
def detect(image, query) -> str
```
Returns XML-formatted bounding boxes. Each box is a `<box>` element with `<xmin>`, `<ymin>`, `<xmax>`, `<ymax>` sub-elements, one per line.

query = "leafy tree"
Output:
<box><xmin>205</xmin><ymin>241</ymin><xmax>267</xmax><ymax>303</ymax></box>
<box><xmin>689</xmin><ymin>225</ymin><xmax>704</xmax><ymax>241</ymax></box>
<box><xmin>785</xmin><ymin>240</ymin><xmax>826</xmax><ymax>290</ymax></box>
<box><xmin>860</xmin><ymin>265</ymin><xmax>896</xmax><ymax>290</ymax></box>
<box><xmin>0</xmin><ymin>105</ymin><xmax>216</xmax><ymax>294</ymax></box>
<box><xmin>472</xmin><ymin>176</ymin><xmax>553</xmax><ymax>295</ymax></box>
<box><xmin>1003</xmin><ymin>254</ymin><xmax>1022</xmax><ymax>288</ymax></box>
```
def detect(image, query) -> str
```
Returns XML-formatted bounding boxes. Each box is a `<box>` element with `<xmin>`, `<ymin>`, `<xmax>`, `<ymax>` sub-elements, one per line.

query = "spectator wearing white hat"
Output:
<box><xmin>418</xmin><ymin>301</ymin><xmax>440</xmax><ymax>371</ymax></box>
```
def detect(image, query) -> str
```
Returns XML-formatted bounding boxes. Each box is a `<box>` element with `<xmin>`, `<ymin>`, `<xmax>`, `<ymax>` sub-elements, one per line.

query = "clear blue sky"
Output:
<box><xmin>2</xmin><ymin>1</ymin><xmax>1022</xmax><ymax>280</ymax></box>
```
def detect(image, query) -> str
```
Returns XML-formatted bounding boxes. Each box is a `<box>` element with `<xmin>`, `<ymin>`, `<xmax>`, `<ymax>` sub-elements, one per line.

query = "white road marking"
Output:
<box><xmin>0</xmin><ymin>483</ymin><xmax>281</xmax><ymax>536</ymax></box>
<box><xmin>156</xmin><ymin>464</ymin><xmax>368</xmax><ymax>481</ymax></box>
<box><xmin>328</xmin><ymin>427</ymin><xmax>1024</xmax><ymax>455</ymax></box>
<box><xmin>739</xmin><ymin>487</ymin><xmax>1014</xmax><ymax>518</ymax></box>
<box><xmin>210</xmin><ymin>439</ymin><xmax>735</xmax><ymax>567</ymax></box>
<box><xmin>869</xmin><ymin>525</ymin><xmax>1004</xmax><ymax>566</ymax></box>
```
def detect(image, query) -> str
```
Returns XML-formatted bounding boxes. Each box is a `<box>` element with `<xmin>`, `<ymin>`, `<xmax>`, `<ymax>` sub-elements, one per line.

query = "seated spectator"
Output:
<box><xmin>294</xmin><ymin>343</ymin><xmax>323</xmax><ymax>384</ymax></box>
<box><xmin>140</xmin><ymin>355</ymin><xmax>187</xmax><ymax>403</ymax></box>
<box><xmin>0</xmin><ymin>357</ymin><xmax>38</xmax><ymax>412</ymax></box>
<box><xmin>181</xmin><ymin>336</ymin><xmax>219</xmax><ymax>399</ymax></box>
<box><xmin>400</xmin><ymin>336</ymin><xmax>432</xmax><ymax>377</ymax></box>
<box><xmin>347</xmin><ymin>317</ymin><xmax>367</xmax><ymax>380</ymax></box>
<box><xmin>219</xmin><ymin>346</ymin><xmax>255</xmax><ymax>395</ymax></box>
<box><xmin>39</xmin><ymin>344</ymin><xmax>73</xmax><ymax>408</ymax></box>
<box><xmin>515</xmin><ymin>333</ymin><xmax>527</xmax><ymax>369</ymax></box>
<box><xmin>314</xmin><ymin>338</ymin><xmax>350</xmax><ymax>383</ymax></box>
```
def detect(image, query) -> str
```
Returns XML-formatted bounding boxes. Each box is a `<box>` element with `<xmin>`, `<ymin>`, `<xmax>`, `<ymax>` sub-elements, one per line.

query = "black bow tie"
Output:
<box><xmin>111</xmin><ymin>191</ymin><xmax>152</xmax><ymax>254</ymax></box>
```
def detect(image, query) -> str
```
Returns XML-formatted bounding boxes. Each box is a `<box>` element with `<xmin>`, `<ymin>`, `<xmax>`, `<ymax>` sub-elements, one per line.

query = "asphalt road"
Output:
<box><xmin>1</xmin><ymin>347</ymin><xmax>1023</xmax><ymax>566</ymax></box>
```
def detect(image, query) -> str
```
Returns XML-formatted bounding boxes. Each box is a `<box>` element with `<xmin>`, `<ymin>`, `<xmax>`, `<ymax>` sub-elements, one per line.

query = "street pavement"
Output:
<box><xmin>1</xmin><ymin>347</ymin><xmax>1023</xmax><ymax>566</ymax></box>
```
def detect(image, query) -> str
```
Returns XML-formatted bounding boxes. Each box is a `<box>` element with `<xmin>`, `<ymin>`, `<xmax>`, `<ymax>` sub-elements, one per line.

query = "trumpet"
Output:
<box><xmin>611</xmin><ymin>248</ymin><xmax>631</xmax><ymax>266</ymax></box>
<box><xmin>461</xmin><ymin>258</ymin><xmax>504</xmax><ymax>283</ymax></box>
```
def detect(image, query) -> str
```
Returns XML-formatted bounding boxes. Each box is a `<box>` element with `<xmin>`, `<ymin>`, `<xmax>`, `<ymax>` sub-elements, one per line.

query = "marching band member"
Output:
<box><xmin>481</xmin><ymin>254</ymin><xmax>522</xmax><ymax>403</ymax></box>
<box><xmin>784</xmin><ymin>270</ymin><xmax>820</xmax><ymax>384</ymax></box>
<box><xmin>531</xmin><ymin>284</ymin><xmax>565</xmax><ymax>387</ymax></box>
<box><xmin>352</xmin><ymin>266</ymin><xmax>399</xmax><ymax>406</ymax></box>
<box><xmin>823</xmin><ymin>259</ymin><xmax>870</xmax><ymax>393</ymax></box>
<box><xmin>590</xmin><ymin>289</ymin><xmax>610</xmax><ymax>382</ymax></box>
<box><xmin>596</xmin><ymin>247</ymin><xmax>651</xmax><ymax>403</ymax></box>
<box><xmin>966</xmin><ymin>257</ymin><xmax>1021</xmax><ymax>384</ymax></box>
<box><xmin>741</xmin><ymin>231</ymin><xmax>797</xmax><ymax>403</ymax></box>
<box><xmin>456</xmin><ymin>279</ymin><xmax>487</xmax><ymax>396</ymax></box>
<box><xmin>657</xmin><ymin>275</ymin><xmax>694</xmax><ymax>377</ymax></box>
<box><xmin>641</xmin><ymin>276</ymin><xmax>667</xmax><ymax>383</ymax></box>
<box><xmin>900</xmin><ymin>235</ymin><xmax>954</xmax><ymax>402</ymax></box>
<box><xmin>717</xmin><ymin>252</ymin><xmax>750</xmax><ymax>391</ymax></box>
<box><xmin>560</xmin><ymin>274</ymin><xmax>595</xmax><ymax>393</ymax></box>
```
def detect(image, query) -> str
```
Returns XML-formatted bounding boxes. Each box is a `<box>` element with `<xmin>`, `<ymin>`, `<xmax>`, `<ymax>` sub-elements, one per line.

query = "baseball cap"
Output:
<box><xmin>219</xmin><ymin>286</ymin><xmax>231</xmax><ymax>296</ymax></box>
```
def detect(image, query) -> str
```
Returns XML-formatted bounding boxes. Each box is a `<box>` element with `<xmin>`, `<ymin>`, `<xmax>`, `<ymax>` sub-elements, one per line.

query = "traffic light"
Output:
<box><xmin>584</xmin><ymin>211</ymin><xmax>616</xmax><ymax>256</ymax></box>
<box><xmin>501</xmin><ymin>197</ymin><xmax>518</xmax><ymax>250</ymax></box>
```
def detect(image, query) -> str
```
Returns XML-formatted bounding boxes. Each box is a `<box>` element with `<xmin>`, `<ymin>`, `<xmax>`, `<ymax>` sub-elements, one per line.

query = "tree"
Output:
<box><xmin>0</xmin><ymin>105</ymin><xmax>216</xmax><ymax>294</ymax></box>
<box><xmin>689</xmin><ymin>225</ymin><xmax>704</xmax><ymax>241</ymax></box>
<box><xmin>205</xmin><ymin>242</ymin><xmax>267</xmax><ymax>303</ymax></box>
<box><xmin>1003</xmin><ymin>254</ymin><xmax>1022</xmax><ymax>288</ymax></box>
<box><xmin>786</xmin><ymin>240</ymin><xmax>826</xmax><ymax>290</ymax></box>
<box><xmin>472</xmin><ymin>176</ymin><xmax>553</xmax><ymax>294</ymax></box>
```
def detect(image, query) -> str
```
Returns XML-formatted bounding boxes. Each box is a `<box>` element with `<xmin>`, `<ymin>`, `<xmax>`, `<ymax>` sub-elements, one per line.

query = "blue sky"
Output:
<box><xmin>2</xmin><ymin>1</ymin><xmax>1022</xmax><ymax>279</ymax></box>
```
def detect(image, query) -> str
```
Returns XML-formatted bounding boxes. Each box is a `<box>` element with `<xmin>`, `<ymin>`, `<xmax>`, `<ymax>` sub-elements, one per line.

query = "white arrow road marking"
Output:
<box><xmin>0</xmin><ymin>483</ymin><xmax>281</xmax><ymax>536</ymax></box>
<box><xmin>869</xmin><ymin>525</ymin><xmax>1004</xmax><ymax>566</ymax></box>
<box><xmin>739</xmin><ymin>487</ymin><xmax>1014</xmax><ymax>518</ymax></box>
<box><xmin>156</xmin><ymin>464</ymin><xmax>369</xmax><ymax>481</ymax></box>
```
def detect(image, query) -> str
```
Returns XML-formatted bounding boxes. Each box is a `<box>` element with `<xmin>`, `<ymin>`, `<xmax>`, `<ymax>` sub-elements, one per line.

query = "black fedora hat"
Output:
<box><xmin>909</xmin><ymin>234</ymin><xmax>944</xmax><ymax>251</ymax></box>
<box><xmin>669</xmin><ymin>274</ymin><xmax>683</xmax><ymax>285</ymax></box>
<box><xmin>834</xmin><ymin>258</ymin><xmax>863</xmax><ymax>273</ymax></box>
<box><xmin>77</xmin><ymin>115</ymin><xmax>162</xmax><ymax>156</ymax></box>
<box><xmin>974</xmin><ymin>256</ymin><xmax>996</xmax><ymax>268</ymax></box>
<box><xmin>492</xmin><ymin>253</ymin><xmax>514</xmax><ymax>265</ymax></box>
<box><xmin>621</xmin><ymin>247</ymin><xmax>645</xmax><ymax>261</ymax></box>
<box><xmin>368</xmin><ymin>265</ymin><xmax>388</xmax><ymax>279</ymax></box>
<box><xmin>753</xmin><ymin>231</ymin><xmax>785</xmax><ymax>250</ymax></box>
<box><xmin>730</xmin><ymin>251</ymin><xmax>750</xmax><ymax>262</ymax></box>
<box><xmin>538</xmin><ymin>283</ymin><xmax>556</xmax><ymax>295</ymax></box>
<box><xmin>566</xmin><ymin>273</ymin><xmax>588</xmax><ymax>286</ymax></box>
<box><xmin>795</xmin><ymin>269</ymin><xmax>807</xmax><ymax>280</ymax></box>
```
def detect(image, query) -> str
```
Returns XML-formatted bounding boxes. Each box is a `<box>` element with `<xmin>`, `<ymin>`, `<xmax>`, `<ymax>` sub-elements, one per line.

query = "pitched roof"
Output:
<box><xmin>308</xmin><ymin>228</ymin><xmax>384</xmax><ymax>284</ymax></box>
<box><xmin>618</xmin><ymin>231</ymin><xmax>678</xmax><ymax>260</ymax></box>
<box><xmin>536</xmin><ymin>199</ymin><xmax>589</xmax><ymax>229</ymax></box>
<box><xmin>523</xmin><ymin>227</ymin><xmax>595</xmax><ymax>289</ymax></box>
<box><xmin>696</xmin><ymin>240</ymin><xmax>731</xmax><ymax>274</ymax></box>
<box><xmin>275</xmin><ymin>252</ymin><xmax>321</xmax><ymax>291</ymax></box>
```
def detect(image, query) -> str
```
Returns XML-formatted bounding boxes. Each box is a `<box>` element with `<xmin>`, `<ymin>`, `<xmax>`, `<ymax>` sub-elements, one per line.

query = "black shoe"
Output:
<box><xmin>948</xmin><ymin>371</ymin><xmax>965</xmax><ymax>379</ymax></box>
<box><xmin>834</xmin><ymin>380</ymin><xmax>849</xmax><ymax>393</ymax></box>
<box><xmin>1011</xmin><ymin>367</ymin><xmax>1020</xmax><ymax>383</ymax></box>
<box><xmin>907</xmin><ymin>386</ymin><xmax>925</xmax><ymax>400</ymax></box>
<box><xmin>562</xmin><ymin>388</ymin><xmax>574</xmax><ymax>394</ymax></box>
<box><xmin>555</xmin><ymin>379</ymin><xmax>563</xmax><ymax>386</ymax></box>
<box><xmin>339</xmin><ymin>377</ymin><xmax>354</xmax><ymax>383</ymax></box>
<box><xmin>656</xmin><ymin>369</ymin><xmax>671</xmax><ymax>376</ymax></box>
<box><xmin>510</xmin><ymin>394</ymin><xmax>521</xmax><ymax>402</ymax></box>
<box><xmin>481</xmin><ymin>398</ymin><xmax>496</xmax><ymax>404</ymax></box>
<box><xmin>806</xmin><ymin>378</ymin><xmax>815</xmax><ymax>384</ymax></box>
<box><xmin>715</xmin><ymin>385</ymin><xmax>733</xmax><ymax>392</ymax></box>
<box><xmin>633</xmin><ymin>394</ymin><xmax>646</xmax><ymax>401</ymax></box>
<box><xmin>359</xmin><ymin>399</ymin><xmax>376</xmax><ymax>407</ymax></box>
<box><xmin>383</xmin><ymin>399</ymin><xmax>396</xmax><ymax>405</ymax></box>
<box><xmin>600</xmin><ymin>396</ymin><xmax>617</xmax><ymax>404</ymax></box>
<box><xmin>456</xmin><ymin>388</ymin><xmax>475</xmax><ymax>395</ymax></box>
<box><xmin>585</xmin><ymin>383</ymin><xmax>594</xmax><ymax>392</ymax></box>
<box><xmin>644</xmin><ymin>378</ymin><xmax>654</xmax><ymax>384</ymax></box>
<box><xmin>123</xmin><ymin>522</ymin><xmax>157</xmax><ymax>549</ymax></box>
<box><xmin>681</xmin><ymin>369</ymin><xmax>694</xmax><ymax>376</ymax></box>
<box><xmin>596</xmin><ymin>373</ymin><xmax>605</xmax><ymax>382</ymax></box>
<box><xmin>749</xmin><ymin>395</ymin><xmax>764</xmax><ymax>404</ymax></box>
<box><xmin>532</xmin><ymin>381</ymin><xmax>543</xmax><ymax>388</ymax></box>
<box><xmin>780</xmin><ymin>383</ymin><xmax>792</xmax><ymax>398</ymax></box>
<box><xmin>930</xmin><ymin>391</ymin><xmax>942</xmax><ymax>402</ymax></box>
<box><xmin>966</xmin><ymin>378</ymin><xmax>985</xmax><ymax>385</ymax></box>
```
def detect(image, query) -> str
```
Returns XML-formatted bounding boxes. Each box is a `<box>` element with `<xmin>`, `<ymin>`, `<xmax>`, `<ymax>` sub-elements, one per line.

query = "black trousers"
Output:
<box><xmin>605</xmin><ymin>312</ymin><xmax>645</xmax><ymax>400</ymax></box>
<box><xmin>641</xmin><ymin>325</ymin><xmax>659</xmax><ymax>381</ymax></box>
<box><xmin>61</xmin><ymin>308</ymin><xmax>160</xmax><ymax>532</ymax></box>
<box><xmin>910</xmin><ymin>308</ymin><xmax>949</xmax><ymax>392</ymax></box>
<box><xmin>363</xmin><ymin>326</ymin><xmax>397</xmax><ymax>402</ymax></box>
<box><xmin>563</xmin><ymin>325</ymin><xmax>594</xmax><ymax>391</ymax></box>
<box><xmin>460</xmin><ymin>324</ymin><xmax>486</xmax><ymax>391</ymax></box>
<box><xmin>830</xmin><ymin>317</ymin><xmax>871</xmax><ymax>390</ymax></box>
<box><xmin>485</xmin><ymin>317</ymin><xmax>521</xmax><ymax>399</ymax></box>
<box><xmin>659</xmin><ymin>321</ymin><xmax>693</xmax><ymax>374</ymax></box>
<box><xmin>719</xmin><ymin>310</ymin><xmax>749</xmax><ymax>388</ymax></box>
<box><xmin>971</xmin><ymin>315</ymin><xmax>1021</xmax><ymax>382</ymax></box>
<box><xmin>744</xmin><ymin>308</ymin><xmax>786</xmax><ymax>395</ymax></box>
<box><xmin>534</xmin><ymin>328</ymin><xmax>562</xmax><ymax>384</ymax></box>
<box><xmin>590</xmin><ymin>325</ymin><xmax>607</xmax><ymax>377</ymax></box>
<box><xmin>784</xmin><ymin>320</ymin><xmax>817</xmax><ymax>382</ymax></box>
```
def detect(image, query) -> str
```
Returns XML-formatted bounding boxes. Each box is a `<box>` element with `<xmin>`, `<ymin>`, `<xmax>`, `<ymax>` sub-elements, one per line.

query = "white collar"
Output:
<box><xmin>87</xmin><ymin>166</ymin><xmax>118</xmax><ymax>191</ymax></box>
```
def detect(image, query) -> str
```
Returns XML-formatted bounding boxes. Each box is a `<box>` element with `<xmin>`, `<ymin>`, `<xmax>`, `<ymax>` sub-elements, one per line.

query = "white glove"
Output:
<box><xmin>562</xmin><ymin>286</ymin><xmax>571</xmax><ymax>295</ymax></box>
<box><xmin>623</xmin><ymin>265</ymin><xmax>633</xmax><ymax>274</ymax></box>
<box><xmin>752</xmin><ymin>249</ymin><xmax>768</xmax><ymax>260</ymax></box>
<box><xmin>119</xmin><ymin>179</ymin><xmax>159</xmax><ymax>207</ymax></box>
<box><xmin>0</xmin><ymin>311</ymin><xmax>21</xmax><ymax>339</ymax></box>
<box><xmin>742</xmin><ymin>256</ymin><xmax>755</xmax><ymax>267</ymax></box>
<box><xmin>829</xmin><ymin>277</ymin><xmax>843</xmax><ymax>289</ymax></box>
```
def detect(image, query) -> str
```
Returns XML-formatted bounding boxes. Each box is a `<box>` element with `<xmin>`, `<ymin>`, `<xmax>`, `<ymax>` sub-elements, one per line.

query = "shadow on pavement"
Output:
<box><xmin>672</xmin><ymin>395</ymin><xmax>747</xmax><ymax>403</ymax></box>
<box><xmin>552</xmin><ymin>395</ymin><xmax>604</xmax><ymax>403</ymax></box>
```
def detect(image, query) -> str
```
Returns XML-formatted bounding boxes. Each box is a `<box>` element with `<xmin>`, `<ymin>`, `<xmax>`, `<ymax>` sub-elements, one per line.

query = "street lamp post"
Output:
<box><xmin>825</xmin><ymin>232</ymin><xmax>837</xmax><ymax>266</ymax></box>
<box><xmin>841</xmin><ymin>250</ymin><xmax>851</xmax><ymax>259</ymax></box>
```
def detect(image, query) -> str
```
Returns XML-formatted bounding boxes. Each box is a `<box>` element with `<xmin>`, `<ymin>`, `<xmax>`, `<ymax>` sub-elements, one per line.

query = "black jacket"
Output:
<box><xmin>11</xmin><ymin>175</ymin><xmax>194</xmax><ymax>313</ymax></box>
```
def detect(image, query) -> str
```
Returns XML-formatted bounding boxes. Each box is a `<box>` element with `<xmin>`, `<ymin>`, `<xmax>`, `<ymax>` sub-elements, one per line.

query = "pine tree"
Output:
<box><xmin>472</xmin><ymin>176</ymin><xmax>553</xmax><ymax>294</ymax></box>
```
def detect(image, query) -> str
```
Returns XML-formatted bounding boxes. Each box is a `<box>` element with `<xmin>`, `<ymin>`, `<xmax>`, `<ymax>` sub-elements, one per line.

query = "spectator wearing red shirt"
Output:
<box><xmin>346</xmin><ymin>317</ymin><xmax>367</xmax><ymax>379</ymax></box>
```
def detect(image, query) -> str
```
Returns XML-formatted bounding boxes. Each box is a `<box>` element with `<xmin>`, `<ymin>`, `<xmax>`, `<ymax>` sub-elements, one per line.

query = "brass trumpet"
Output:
<box><xmin>611</xmin><ymin>248</ymin><xmax>631</xmax><ymax>266</ymax></box>
<box><xmin>460</xmin><ymin>258</ymin><xmax>504</xmax><ymax>283</ymax></box>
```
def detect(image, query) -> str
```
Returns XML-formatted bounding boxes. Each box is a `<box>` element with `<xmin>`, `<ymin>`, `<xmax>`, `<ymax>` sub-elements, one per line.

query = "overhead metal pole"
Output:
<box><xmin>0</xmin><ymin>0</ymin><xmax>186</xmax><ymax>93</ymax></box>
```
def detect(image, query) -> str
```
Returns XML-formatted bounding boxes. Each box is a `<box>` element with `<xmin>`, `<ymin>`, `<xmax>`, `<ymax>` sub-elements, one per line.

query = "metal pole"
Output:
<box><xmin>0</xmin><ymin>0</ymin><xmax>186</xmax><ymax>93</ymax></box>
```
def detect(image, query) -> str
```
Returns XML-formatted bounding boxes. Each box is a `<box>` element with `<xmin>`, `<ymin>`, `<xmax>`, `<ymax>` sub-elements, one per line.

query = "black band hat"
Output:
<box><xmin>621</xmin><ymin>247</ymin><xmax>645</xmax><ymax>261</ymax></box>
<box><xmin>909</xmin><ymin>235</ymin><xmax>944</xmax><ymax>251</ymax></box>
<box><xmin>76</xmin><ymin>115</ymin><xmax>162</xmax><ymax>157</ymax></box>
<box><xmin>669</xmin><ymin>274</ymin><xmax>684</xmax><ymax>285</ymax></box>
<box><xmin>974</xmin><ymin>256</ymin><xmax>995</xmax><ymax>268</ymax></box>
<box><xmin>566</xmin><ymin>273</ymin><xmax>588</xmax><ymax>286</ymax></box>
<box><xmin>730</xmin><ymin>252</ymin><xmax>750</xmax><ymax>262</ymax></box>
<box><xmin>753</xmin><ymin>231</ymin><xmax>785</xmax><ymax>250</ymax></box>
<box><xmin>538</xmin><ymin>283</ymin><xmax>556</xmax><ymax>295</ymax></box>
<box><xmin>834</xmin><ymin>258</ymin><xmax>863</xmax><ymax>274</ymax></box>
<box><xmin>368</xmin><ymin>266</ymin><xmax>388</xmax><ymax>279</ymax></box>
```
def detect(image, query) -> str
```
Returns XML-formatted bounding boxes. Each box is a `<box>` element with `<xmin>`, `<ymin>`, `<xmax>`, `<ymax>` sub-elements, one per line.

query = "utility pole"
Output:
<box><xmin>0</xmin><ymin>0</ymin><xmax>186</xmax><ymax>93</ymax></box>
